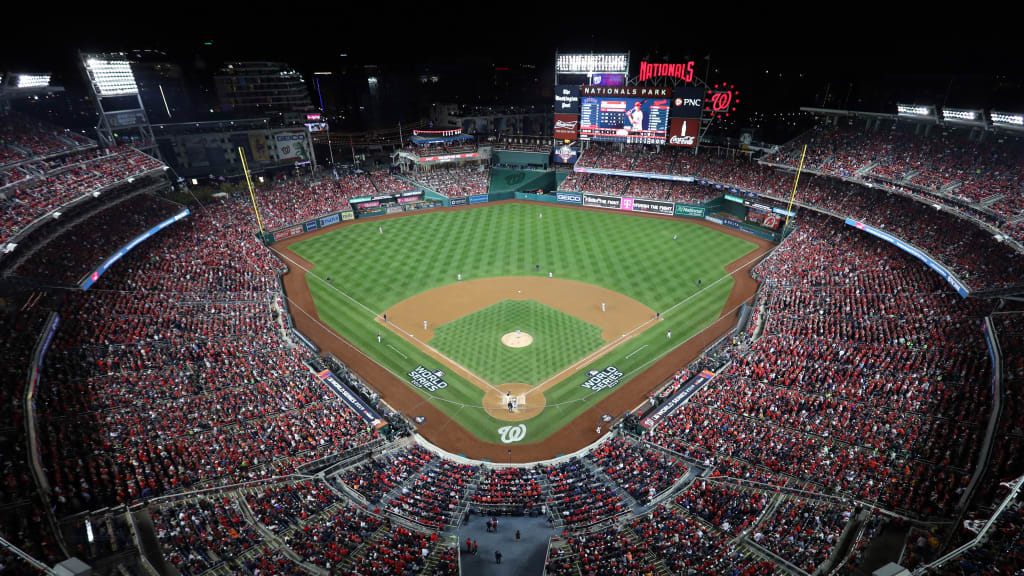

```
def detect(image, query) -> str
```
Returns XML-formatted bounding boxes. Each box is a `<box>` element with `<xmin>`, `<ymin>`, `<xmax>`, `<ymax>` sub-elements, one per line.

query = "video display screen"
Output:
<box><xmin>579</xmin><ymin>96</ymin><xmax>670</xmax><ymax>145</ymax></box>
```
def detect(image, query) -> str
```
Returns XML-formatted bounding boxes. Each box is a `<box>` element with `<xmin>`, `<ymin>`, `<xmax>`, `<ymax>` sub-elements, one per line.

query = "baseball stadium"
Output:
<box><xmin>0</xmin><ymin>34</ymin><xmax>1023</xmax><ymax>576</ymax></box>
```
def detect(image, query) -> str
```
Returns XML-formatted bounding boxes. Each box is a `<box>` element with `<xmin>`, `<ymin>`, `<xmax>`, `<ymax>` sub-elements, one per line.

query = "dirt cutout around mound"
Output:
<box><xmin>501</xmin><ymin>332</ymin><xmax>533</xmax><ymax>348</ymax></box>
<box><xmin>274</xmin><ymin>199</ymin><xmax>774</xmax><ymax>462</ymax></box>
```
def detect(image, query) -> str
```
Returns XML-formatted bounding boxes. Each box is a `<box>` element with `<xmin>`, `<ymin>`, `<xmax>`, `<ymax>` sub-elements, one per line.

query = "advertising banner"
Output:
<box><xmin>670</xmin><ymin>87</ymin><xmax>704</xmax><ymax>118</ymax></box>
<box><xmin>469</xmin><ymin>194</ymin><xmax>489</xmax><ymax>204</ymax></box>
<box><xmin>340</xmin><ymin>210</ymin><xmax>355</xmax><ymax>221</ymax></box>
<box><xmin>554</xmin><ymin>114</ymin><xmax>580</xmax><ymax>140</ymax></box>
<box><xmin>641</xmin><ymin>370</ymin><xmax>716</xmax><ymax>430</ymax></box>
<box><xmin>303</xmin><ymin>221</ymin><xmax>318</xmax><ymax>232</ymax></box>
<box><xmin>82</xmin><ymin>210</ymin><xmax>190</xmax><ymax>291</ymax></box>
<box><xmin>631</xmin><ymin>198</ymin><xmax>674</xmax><ymax>215</ymax></box>
<box><xmin>249</xmin><ymin>132</ymin><xmax>270</xmax><ymax>163</ymax></box>
<box><xmin>674</xmin><ymin>204</ymin><xmax>705</xmax><ymax>218</ymax></box>
<box><xmin>319</xmin><ymin>214</ymin><xmax>340</xmax><ymax>227</ymax></box>
<box><xmin>273</xmin><ymin>129</ymin><xmax>310</xmax><ymax>162</ymax></box>
<box><xmin>316</xmin><ymin>370</ymin><xmax>386</xmax><ymax>429</ymax></box>
<box><xmin>449</xmin><ymin>197</ymin><xmax>469</xmax><ymax>206</ymax></box>
<box><xmin>667</xmin><ymin>118</ymin><xmax>699</xmax><ymax>147</ymax></box>
<box><xmin>554</xmin><ymin>85</ymin><xmax>581</xmax><ymax>113</ymax></box>
<box><xmin>274</xmin><ymin>225</ymin><xmax>303</xmax><ymax>240</ymax></box>
<box><xmin>583</xmin><ymin>193</ymin><xmax>624</xmax><ymax>210</ymax></box>
<box><xmin>556</xmin><ymin>192</ymin><xmax>583</xmax><ymax>204</ymax></box>
<box><xmin>846</xmin><ymin>219</ymin><xmax>969</xmax><ymax>297</ymax></box>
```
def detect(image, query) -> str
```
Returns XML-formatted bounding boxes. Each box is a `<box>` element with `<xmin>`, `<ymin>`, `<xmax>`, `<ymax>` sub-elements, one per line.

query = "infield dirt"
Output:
<box><xmin>273</xmin><ymin>200</ymin><xmax>773</xmax><ymax>462</ymax></box>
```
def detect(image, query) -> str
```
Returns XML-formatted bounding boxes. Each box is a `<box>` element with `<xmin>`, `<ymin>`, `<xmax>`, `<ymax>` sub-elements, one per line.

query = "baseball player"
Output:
<box><xmin>601</xmin><ymin>302</ymin><xmax>606</xmax><ymax>312</ymax></box>
<box><xmin>379</xmin><ymin>225</ymin><xmax>383</xmax><ymax>234</ymax></box>
<box><xmin>424</xmin><ymin>320</ymin><xmax>428</xmax><ymax>330</ymax></box>
<box><xmin>626</xmin><ymin>101</ymin><xmax>644</xmax><ymax>132</ymax></box>
<box><xmin>377</xmin><ymin>331</ymin><xmax>381</xmax><ymax>343</ymax></box>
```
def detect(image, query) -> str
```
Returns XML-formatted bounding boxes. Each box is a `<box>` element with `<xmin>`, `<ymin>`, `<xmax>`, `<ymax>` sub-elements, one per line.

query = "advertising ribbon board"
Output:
<box><xmin>641</xmin><ymin>370</ymin><xmax>716</xmax><ymax>430</ymax></box>
<box><xmin>317</xmin><ymin>370</ymin><xmax>386</xmax><ymax>429</ymax></box>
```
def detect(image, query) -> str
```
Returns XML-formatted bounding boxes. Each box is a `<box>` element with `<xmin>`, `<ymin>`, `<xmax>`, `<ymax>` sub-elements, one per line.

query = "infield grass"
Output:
<box><xmin>291</xmin><ymin>202</ymin><xmax>758</xmax><ymax>444</ymax></box>
<box><xmin>430</xmin><ymin>299</ymin><xmax>605</xmax><ymax>386</ymax></box>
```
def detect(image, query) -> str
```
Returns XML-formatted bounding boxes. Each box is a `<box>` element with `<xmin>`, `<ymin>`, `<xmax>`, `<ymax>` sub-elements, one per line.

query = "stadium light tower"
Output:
<box><xmin>80</xmin><ymin>52</ymin><xmax>160</xmax><ymax>158</ymax></box>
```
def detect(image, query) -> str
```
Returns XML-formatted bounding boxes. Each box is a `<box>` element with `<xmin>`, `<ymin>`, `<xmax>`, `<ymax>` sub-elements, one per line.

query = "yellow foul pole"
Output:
<box><xmin>238</xmin><ymin>147</ymin><xmax>265</xmax><ymax>234</ymax></box>
<box><xmin>784</xmin><ymin>144</ymin><xmax>807</xmax><ymax>231</ymax></box>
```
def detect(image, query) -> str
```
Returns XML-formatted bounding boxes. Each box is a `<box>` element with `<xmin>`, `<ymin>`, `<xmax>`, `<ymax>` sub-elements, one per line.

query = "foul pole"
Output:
<box><xmin>783</xmin><ymin>144</ymin><xmax>807</xmax><ymax>232</ymax></box>
<box><xmin>238</xmin><ymin>147</ymin><xmax>265</xmax><ymax>235</ymax></box>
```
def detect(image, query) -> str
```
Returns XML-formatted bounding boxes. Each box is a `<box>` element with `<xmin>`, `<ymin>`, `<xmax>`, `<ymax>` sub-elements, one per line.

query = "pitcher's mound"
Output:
<box><xmin>501</xmin><ymin>331</ymin><xmax>533</xmax><ymax>348</ymax></box>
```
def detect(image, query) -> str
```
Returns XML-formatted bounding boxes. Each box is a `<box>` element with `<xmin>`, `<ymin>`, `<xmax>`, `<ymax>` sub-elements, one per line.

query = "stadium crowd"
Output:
<box><xmin>0</xmin><ymin>148</ymin><xmax>165</xmax><ymax>245</ymax></box>
<box><xmin>403</xmin><ymin>165</ymin><xmax>489</xmax><ymax>197</ymax></box>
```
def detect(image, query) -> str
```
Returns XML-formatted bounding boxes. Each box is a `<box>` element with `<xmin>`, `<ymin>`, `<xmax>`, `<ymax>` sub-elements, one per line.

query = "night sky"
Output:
<box><xmin>2</xmin><ymin>6</ymin><xmax>1019</xmax><ymax>137</ymax></box>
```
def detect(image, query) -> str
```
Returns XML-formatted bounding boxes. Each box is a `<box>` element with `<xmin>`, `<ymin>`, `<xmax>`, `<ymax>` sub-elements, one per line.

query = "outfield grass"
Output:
<box><xmin>292</xmin><ymin>202</ymin><xmax>758</xmax><ymax>445</ymax></box>
<box><xmin>430</xmin><ymin>299</ymin><xmax>605</xmax><ymax>386</ymax></box>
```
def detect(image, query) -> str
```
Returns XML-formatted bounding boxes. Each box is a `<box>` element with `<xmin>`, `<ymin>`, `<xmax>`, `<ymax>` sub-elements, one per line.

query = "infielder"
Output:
<box><xmin>424</xmin><ymin>320</ymin><xmax>428</xmax><ymax>330</ymax></box>
<box><xmin>601</xmin><ymin>302</ymin><xmax>606</xmax><ymax>312</ymax></box>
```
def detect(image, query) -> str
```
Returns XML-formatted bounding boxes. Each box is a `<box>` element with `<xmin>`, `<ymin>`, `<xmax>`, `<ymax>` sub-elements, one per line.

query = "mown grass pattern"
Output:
<box><xmin>292</xmin><ymin>202</ymin><xmax>760</xmax><ymax>443</ymax></box>
<box><xmin>292</xmin><ymin>203</ymin><xmax>756</xmax><ymax>312</ymax></box>
<box><xmin>429</xmin><ymin>299</ymin><xmax>605</xmax><ymax>386</ymax></box>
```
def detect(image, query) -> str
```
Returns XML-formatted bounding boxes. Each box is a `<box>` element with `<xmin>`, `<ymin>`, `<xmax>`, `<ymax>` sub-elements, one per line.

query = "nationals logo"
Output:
<box><xmin>705</xmin><ymin>83</ymin><xmax>740</xmax><ymax>119</ymax></box>
<box><xmin>498</xmin><ymin>424</ymin><xmax>526</xmax><ymax>443</ymax></box>
<box><xmin>639</xmin><ymin>60</ymin><xmax>695</xmax><ymax>83</ymax></box>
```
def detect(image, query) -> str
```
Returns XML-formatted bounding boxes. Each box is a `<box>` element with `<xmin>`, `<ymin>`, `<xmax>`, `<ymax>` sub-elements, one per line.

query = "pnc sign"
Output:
<box><xmin>639</xmin><ymin>60</ymin><xmax>695</xmax><ymax>83</ymax></box>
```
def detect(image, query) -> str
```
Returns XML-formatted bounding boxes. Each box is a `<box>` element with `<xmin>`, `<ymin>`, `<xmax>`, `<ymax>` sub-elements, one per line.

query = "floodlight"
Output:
<box><xmin>85</xmin><ymin>58</ymin><xmax>139</xmax><ymax>96</ymax></box>
<box><xmin>991</xmin><ymin>111</ymin><xmax>1024</xmax><ymax>127</ymax></box>
<box><xmin>897</xmin><ymin>104</ymin><xmax>934</xmax><ymax>117</ymax></box>
<box><xmin>16</xmin><ymin>74</ymin><xmax>51</xmax><ymax>88</ymax></box>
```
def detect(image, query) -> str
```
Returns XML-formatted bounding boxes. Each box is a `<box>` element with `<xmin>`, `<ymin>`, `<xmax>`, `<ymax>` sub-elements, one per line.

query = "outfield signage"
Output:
<box><xmin>674</xmin><ymin>204</ymin><xmax>705</xmax><ymax>218</ymax></box>
<box><xmin>303</xmin><ymin>221</ymin><xmax>318</xmax><ymax>232</ymax></box>
<box><xmin>583</xmin><ymin>193</ymin><xmax>624</xmax><ymax>210</ymax></box>
<box><xmin>632</xmin><ymin>198</ymin><xmax>674</xmax><ymax>215</ymax></box>
<box><xmin>274</xmin><ymin>225</ymin><xmax>303</xmax><ymax>240</ymax></box>
<box><xmin>316</xmin><ymin>370</ymin><xmax>386</xmax><ymax>429</ymax></box>
<box><xmin>641</xmin><ymin>369</ymin><xmax>716</xmax><ymax>430</ymax></box>
<box><xmin>341</xmin><ymin>210</ymin><xmax>355</xmax><ymax>221</ymax></box>
<box><xmin>449</xmin><ymin>196</ymin><xmax>469</xmax><ymax>206</ymax></box>
<box><xmin>408</xmin><ymin>366</ymin><xmax>450</xmax><ymax>392</ymax></box>
<box><xmin>580</xmin><ymin>366</ymin><xmax>624</xmax><ymax>392</ymax></box>
<box><xmin>719</xmin><ymin>217</ymin><xmax>778</xmax><ymax>241</ymax></box>
<box><xmin>581</xmin><ymin>194</ymin><xmax>673</xmax><ymax>215</ymax></box>
<box><xmin>556</xmin><ymin>192</ymin><xmax>583</xmax><ymax>204</ymax></box>
<box><xmin>846</xmin><ymin>219</ymin><xmax>969</xmax><ymax>297</ymax></box>
<box><xmin>319</xmin><ymin>214</ymin><xmax>341</xmax><ymax>227</ymax></box>
<box><xmin>469</xmin><ymin>194</ymin><xmax>489</xmax><ymax>204</ymax></box>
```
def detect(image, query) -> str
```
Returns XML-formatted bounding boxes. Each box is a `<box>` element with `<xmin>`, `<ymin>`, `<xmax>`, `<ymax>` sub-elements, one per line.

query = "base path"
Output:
<box><xmin>274</xmin><ymin>199</ymin><xmax>774</xmax><ymax>462</ymax></box>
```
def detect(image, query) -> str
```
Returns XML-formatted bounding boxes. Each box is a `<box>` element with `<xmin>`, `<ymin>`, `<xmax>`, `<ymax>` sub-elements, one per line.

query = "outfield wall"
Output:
<box><xmin>489</xmin><ymin>167</ymin><xmax>556</xmax><ymax>194</ymax></box>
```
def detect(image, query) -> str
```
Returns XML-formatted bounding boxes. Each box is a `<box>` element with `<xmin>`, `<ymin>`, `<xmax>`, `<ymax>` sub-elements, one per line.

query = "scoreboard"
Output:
<box><xmin>578</xmin><ymin>86</ymin><xmax>671</xmax><ymax>145</ymax></box>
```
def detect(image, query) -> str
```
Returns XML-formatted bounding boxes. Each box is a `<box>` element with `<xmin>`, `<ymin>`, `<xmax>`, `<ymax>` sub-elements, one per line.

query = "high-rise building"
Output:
<box><xmin>214</xmin><ymin>61</ymin><xmax>315</xmax><ymax>125</ymax></box>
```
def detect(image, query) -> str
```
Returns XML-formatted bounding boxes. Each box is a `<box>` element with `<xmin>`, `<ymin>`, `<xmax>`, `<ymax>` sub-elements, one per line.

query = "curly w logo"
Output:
<box><xmin>497</xmin><ymin>424</ymin><xmax>526</xmax><ymax>443</ymax></box>
<box><xmin>505</xmin><ymin>172</ymin><xmax>526</xmax><ymax>185</ymax></box>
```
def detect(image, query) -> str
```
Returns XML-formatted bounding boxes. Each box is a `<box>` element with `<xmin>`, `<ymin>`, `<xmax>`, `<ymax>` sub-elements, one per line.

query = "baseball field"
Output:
<box><xmin>275</xmin><ymin>201</ymin><xmax>769</xmax><ymax>458</ymax></box>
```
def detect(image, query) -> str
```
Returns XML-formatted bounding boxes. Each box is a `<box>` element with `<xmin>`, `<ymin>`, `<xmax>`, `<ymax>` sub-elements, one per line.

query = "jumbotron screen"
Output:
<box><xmin>579</xmin><ymin>87</ymin><xmax>670</xmax><ymax>145</ymax></box>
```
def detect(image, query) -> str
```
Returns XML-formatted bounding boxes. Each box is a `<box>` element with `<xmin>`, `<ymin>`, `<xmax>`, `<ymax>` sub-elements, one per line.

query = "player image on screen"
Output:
<box><xmin>626</xmin><ymin>101</ymin><xmax>644</xmax><ymax>132</ymax></box>
<box><xmin>580</xmin><ymin>96</ymin><xmax>669</xmax><ymax>144</ymax></box>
